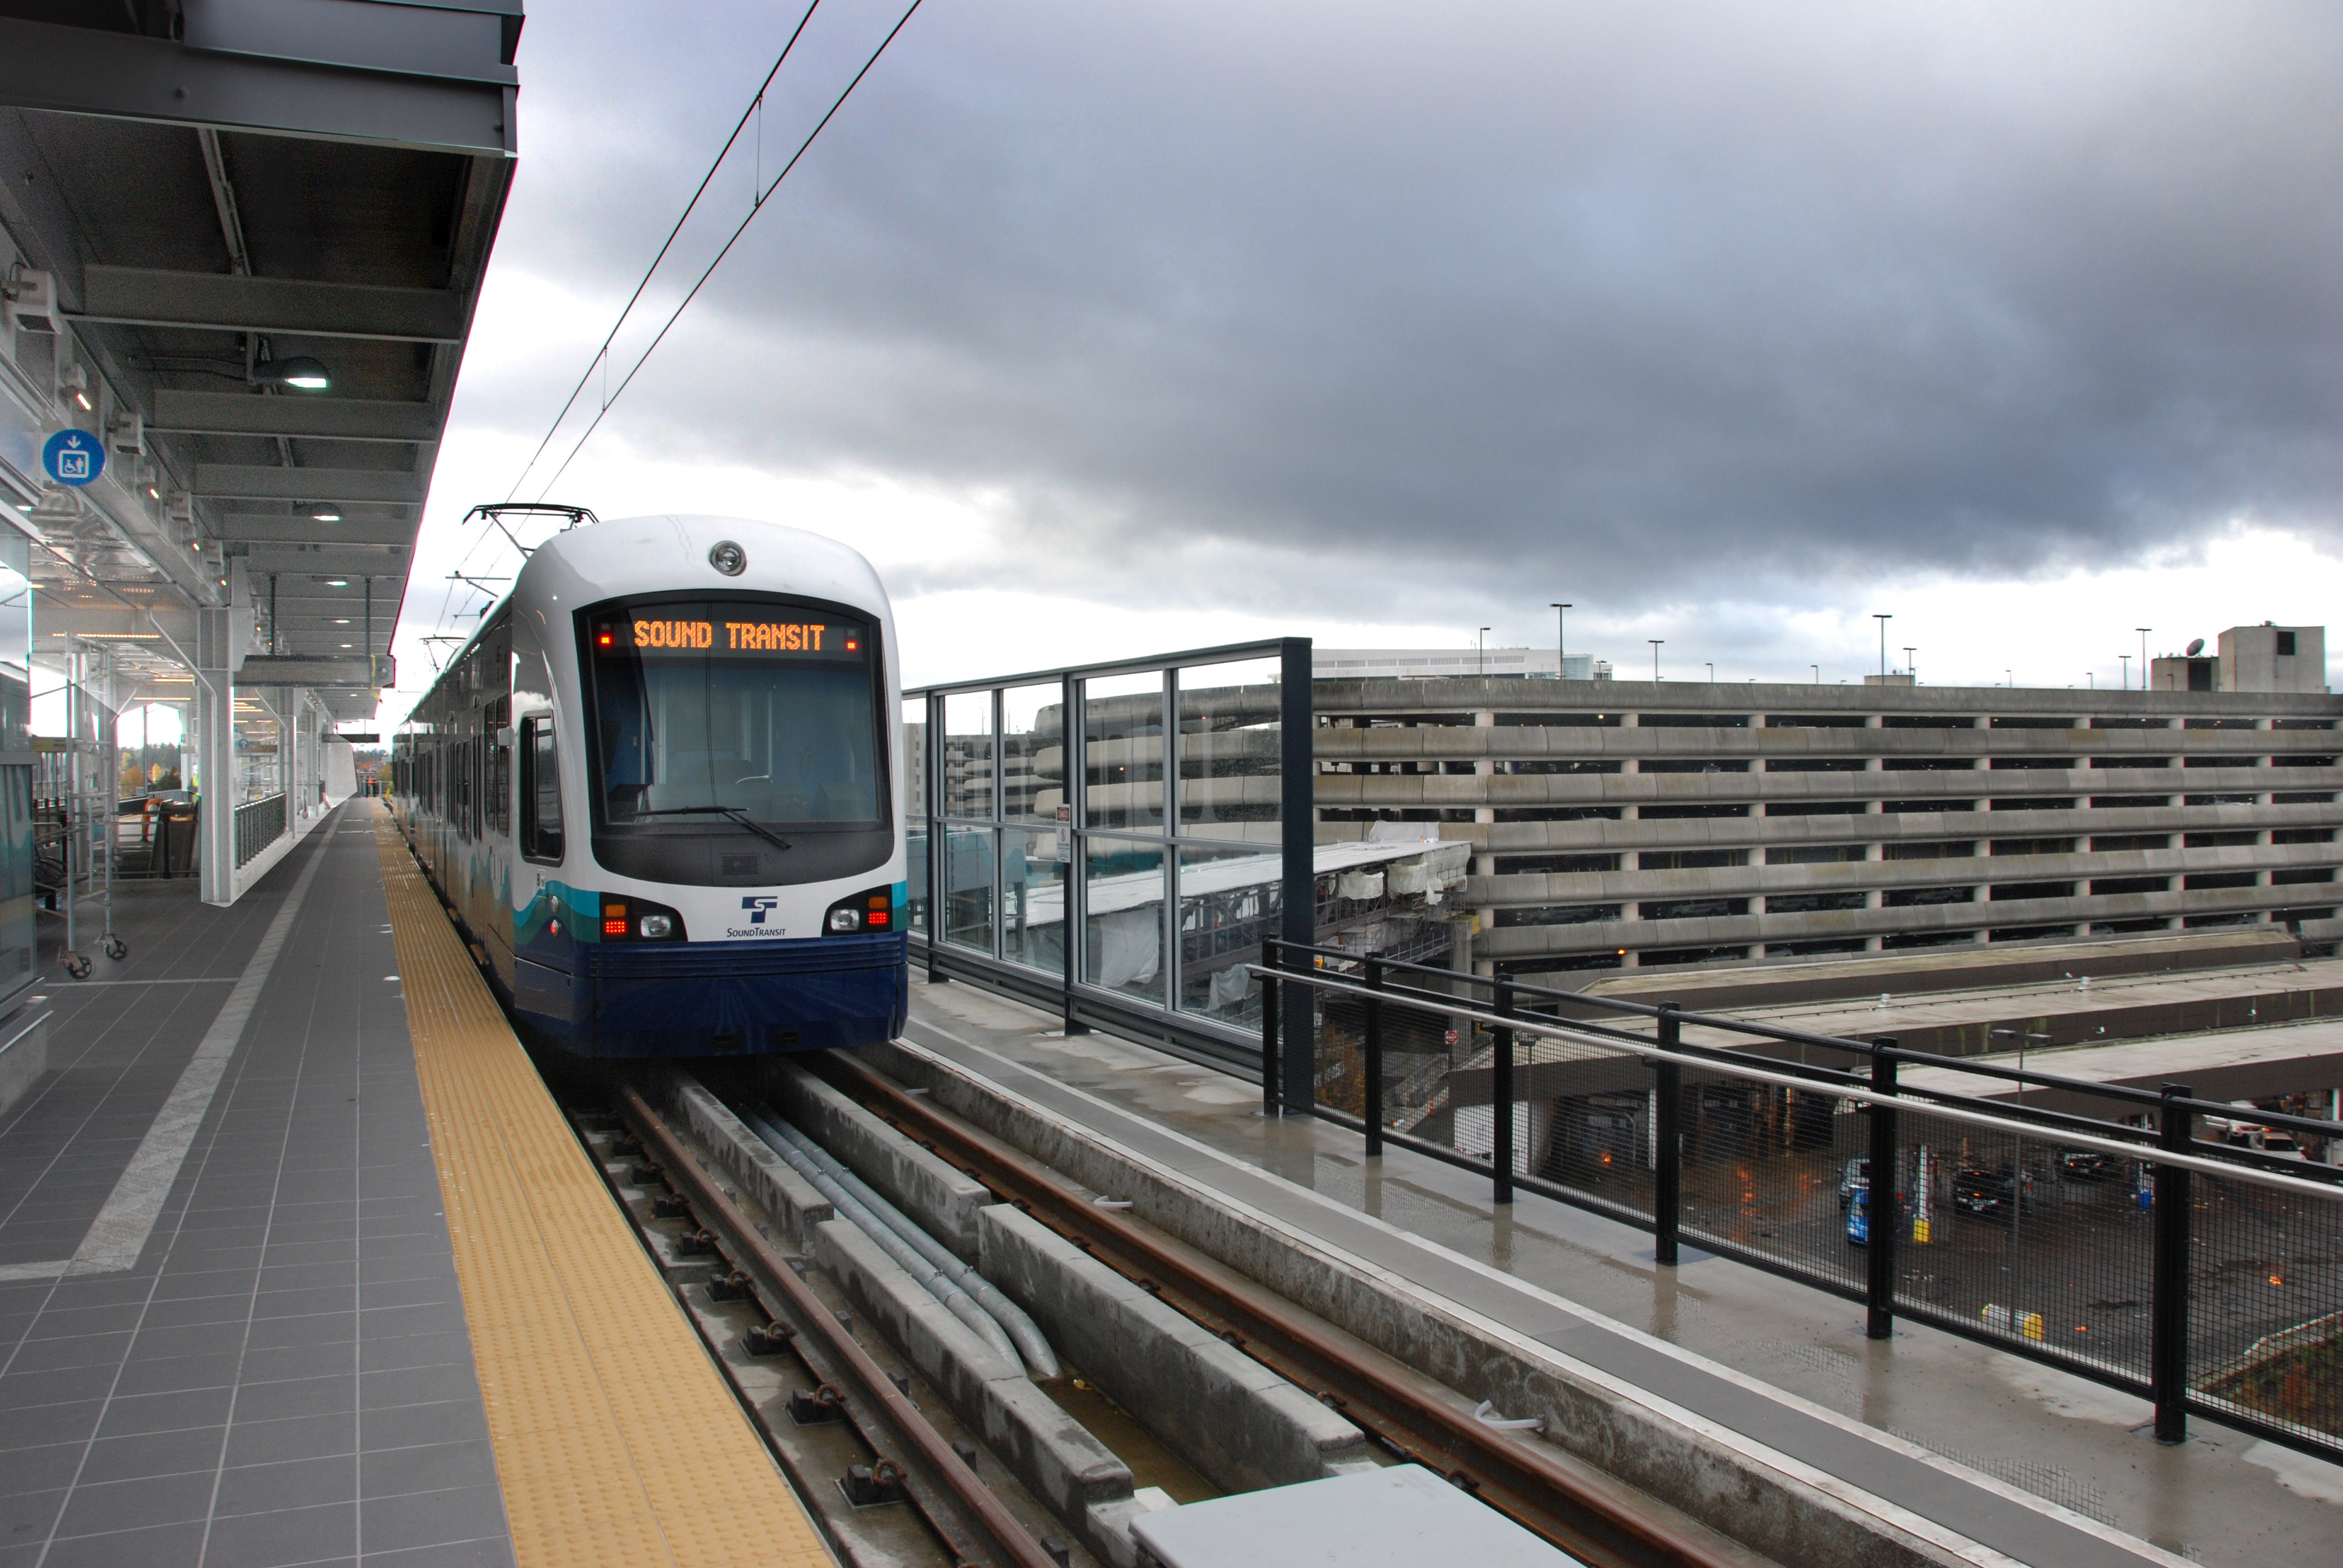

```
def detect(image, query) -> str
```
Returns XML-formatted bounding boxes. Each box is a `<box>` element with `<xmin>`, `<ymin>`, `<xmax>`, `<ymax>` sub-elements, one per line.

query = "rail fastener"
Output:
<box><xmin>615</xmin><ymin>1082</ymin><xmax>1065</xmax><ymax>1568</ymax></box>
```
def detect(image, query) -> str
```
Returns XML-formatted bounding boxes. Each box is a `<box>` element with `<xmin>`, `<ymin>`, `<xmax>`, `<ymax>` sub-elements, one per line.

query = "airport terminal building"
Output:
<box><xmin>1312</xmin><ymin>624</ymin><xmax>2343</xmax><ymax>982</ymax></box>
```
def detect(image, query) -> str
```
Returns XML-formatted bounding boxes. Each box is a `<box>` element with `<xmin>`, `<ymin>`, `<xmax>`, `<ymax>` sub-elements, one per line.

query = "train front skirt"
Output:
<box><xmin>513</xmin><ymin>930</ymin><xmax>908</xmax><ymax>1056</ymax></box>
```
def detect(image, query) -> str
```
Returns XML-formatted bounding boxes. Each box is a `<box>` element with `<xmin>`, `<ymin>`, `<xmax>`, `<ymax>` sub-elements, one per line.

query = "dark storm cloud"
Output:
<box><xmin>485</xmin><ymin>1</ymin><xmax>2343</xmax><ymax>613</ymax></box>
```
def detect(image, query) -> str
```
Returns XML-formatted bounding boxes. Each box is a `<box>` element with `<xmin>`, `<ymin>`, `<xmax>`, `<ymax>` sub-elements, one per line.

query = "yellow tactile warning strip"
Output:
<box><xmin>372</xmin><ymin>803</ymin><xmax>834</xmax><ymax>1568</ymax></box>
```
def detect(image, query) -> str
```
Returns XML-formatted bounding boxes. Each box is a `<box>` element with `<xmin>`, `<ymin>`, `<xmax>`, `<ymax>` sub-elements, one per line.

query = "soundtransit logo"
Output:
<box><xmin>729</xmin><ymin>894</ymin><xmax>785</xmax><ymax>938</ymax></box>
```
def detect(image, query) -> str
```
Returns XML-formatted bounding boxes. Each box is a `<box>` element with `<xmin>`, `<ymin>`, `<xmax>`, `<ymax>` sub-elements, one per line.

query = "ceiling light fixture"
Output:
<box><xmin>312</xmin><ymin>508</ymin><xmax>341</xmax><ymax>522</ymax></box>
<box><xmin>254</xmin><ymin>356</ymin><xmax>331</xmax><ymax>392</ymax></box>
<box><xmin>324</xmin><ymin>578</ymin><xmax>349</xmax><ymax>587</ymax></box>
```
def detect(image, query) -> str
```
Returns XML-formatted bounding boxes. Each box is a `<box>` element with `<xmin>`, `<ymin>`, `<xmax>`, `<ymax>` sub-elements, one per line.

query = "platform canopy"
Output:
<box><xmin>0</xmin><ymin>0</ymin><xmax>519</xmax><ymax>725</ymax></box>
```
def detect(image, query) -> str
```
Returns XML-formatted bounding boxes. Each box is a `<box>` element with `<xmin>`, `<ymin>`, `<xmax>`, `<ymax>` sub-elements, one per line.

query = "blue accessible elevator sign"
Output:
<box><xmin>42</xmin><ymin>429</ymin><xmax>103</xmax><ymax>486</ymax></box>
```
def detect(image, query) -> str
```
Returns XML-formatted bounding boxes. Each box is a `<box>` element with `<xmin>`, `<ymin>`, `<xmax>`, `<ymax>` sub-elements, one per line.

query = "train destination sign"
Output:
<box><xmin>594</xmin><ymin>612</ymin><xmax>867</xmax><ymax>659</ymax></box>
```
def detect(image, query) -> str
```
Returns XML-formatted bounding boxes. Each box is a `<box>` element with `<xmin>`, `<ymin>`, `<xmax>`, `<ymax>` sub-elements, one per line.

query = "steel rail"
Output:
<box><xmin>615</xmin><ymin>1082</ymin><xmax>1061</xmax><ymax>1568</ymax></box>
<box><xmin>1258</xmin><ymin>965</ymin><xmax>2343</xmax><ymax>1204</ymax></box>
<box><xmin>823</xmin><ymin>1057</ymin><xmax>1748</xmax><ymax>1568</ymax></box>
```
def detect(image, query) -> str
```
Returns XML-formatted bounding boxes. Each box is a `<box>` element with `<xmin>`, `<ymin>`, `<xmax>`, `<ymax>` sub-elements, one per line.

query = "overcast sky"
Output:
<box><xmin>389</xmin><ymin>0</ymin><xmax>2343</xmax><ymax>708</ymax></box>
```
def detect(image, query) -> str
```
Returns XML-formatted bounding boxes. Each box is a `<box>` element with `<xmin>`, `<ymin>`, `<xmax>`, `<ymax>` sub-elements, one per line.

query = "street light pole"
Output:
<box><xmin>1705</xmin><ymin>661</ymin><xmax>1714</xmax><ymax>682</ymax></box>
<box><xmin>2137</xmin><ymin>628</ymin><xmax>2151</xmax><ymax>690</ymax></box>
<box><xmin>2120</xmin><ymin>655</ymin><xmax>2131</xmax><ymax>691</ymax></box>
<box><xmin>1873</xmin><ymin>613</ymin><xmax>1892</xmax><ymax>680</ymax></box>
<box><xmin>1550</xmin><ymin>602</ymin><xmax>1570</xmax><ymax>681</ymax></box>
<box><xmin>1478</xmin><ymin>627</ymin><xmax>1490</xmax><ymax>677</ymax></box>
<box><xmin>1811</xmin><ymin>664</ymin><xmax>1819</xmax><ymax>685</ymax></box>
<box><xmin>1649</xmin><ymin>640</ymin><xmax>1663</xmax><ymax>681</ymax></box>
<box><xmin>1903</xmin><ymin>646</ymin><xmax>1916</xmax><ymax>683</ymax></box>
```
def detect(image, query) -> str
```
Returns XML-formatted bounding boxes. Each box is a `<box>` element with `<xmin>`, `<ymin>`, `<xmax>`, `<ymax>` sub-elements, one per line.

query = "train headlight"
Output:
<box><xmin>824</xmin><ymin>886</ymin><xmax>896</xmax><ymax>935</ymax></box>
<box><xmin>599</xmin><ymin>895</ymin><xmax>685</xmax><ymax>941</ymax></box>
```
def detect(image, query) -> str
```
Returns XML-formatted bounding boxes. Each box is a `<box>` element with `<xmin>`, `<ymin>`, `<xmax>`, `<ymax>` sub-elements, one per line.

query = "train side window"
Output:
<box><xmin>521</xmin><ymin>717</ymin><xmax>564</xmax><ymax>863</ymax></box>
<box><xmin>487</xmin><ymin>734</ymin><xmax>511</xmax><ymax>837</ymax></box>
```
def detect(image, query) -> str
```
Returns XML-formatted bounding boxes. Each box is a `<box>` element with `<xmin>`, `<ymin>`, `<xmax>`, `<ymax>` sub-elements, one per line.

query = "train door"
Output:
<box><xmin>473</xmin><ymin>613</ymin><xmax>516</xmax><ymax>986</ymax></box>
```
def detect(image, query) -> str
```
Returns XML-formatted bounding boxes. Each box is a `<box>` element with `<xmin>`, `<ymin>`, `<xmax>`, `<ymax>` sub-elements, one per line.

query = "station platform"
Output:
<box><xmin>0</xmin><ymin>802</ymin><xmax>826</xmax><ymax>1568</ymax></box>
<box><xmin>898</xmin><ymin>976</ymin><xmax>2343</xmax><ymax>1568</ymax></box>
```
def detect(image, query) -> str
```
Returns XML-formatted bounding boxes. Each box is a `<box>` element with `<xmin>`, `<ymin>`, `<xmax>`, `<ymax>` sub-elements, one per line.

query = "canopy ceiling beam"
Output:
<box><xmin>76</xmin><ymin>266</ymin><xmax>465</xmax><ymax>342</ymax></box>
<box><xmin>151</xmin><ymin>390</ymin><xmax>441</xmax><ymax>443</ymax></box>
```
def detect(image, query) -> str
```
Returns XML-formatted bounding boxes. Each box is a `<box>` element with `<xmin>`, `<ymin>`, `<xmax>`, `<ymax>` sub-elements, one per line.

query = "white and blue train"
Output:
<box><xmin>390</xmin><ymin>512</ymin><xmax>908</xmax><ymax>1056</ymax></box>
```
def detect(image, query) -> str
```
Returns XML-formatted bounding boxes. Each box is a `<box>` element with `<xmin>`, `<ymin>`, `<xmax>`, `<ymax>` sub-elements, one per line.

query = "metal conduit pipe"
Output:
<box><xmin>758</xmin><ymin>1108</ymin><xmax>1062</xmax><ymax>1380</ymax></box>
<box><xmin>738</xmin><ymin>1106</ymin><xmax>1030</xmax><ymax>1374</ymax></box>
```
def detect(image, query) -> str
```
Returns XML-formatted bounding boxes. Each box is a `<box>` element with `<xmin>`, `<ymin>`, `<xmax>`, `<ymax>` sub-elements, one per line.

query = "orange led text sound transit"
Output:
<box><xmin>614</xmin><ymin>619</ymin><xmax>854</xmax><ymax>653</ymax></box>
<box><xmin>724</xmin><ymin>621</ymin><xmax>831</xmax><ymax>652</ymax></box>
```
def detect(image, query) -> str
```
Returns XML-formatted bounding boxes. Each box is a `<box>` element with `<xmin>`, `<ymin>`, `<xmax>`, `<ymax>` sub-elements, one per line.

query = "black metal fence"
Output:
<box><xmin>234</xmin><ymin>793</ymin><xmax>286</xmax><ymax>869</ymax></box>
<box><xmin>1257</xmin><ymin>939</ymin><xmax>2343</xmax><ymax>1464</ymax></box>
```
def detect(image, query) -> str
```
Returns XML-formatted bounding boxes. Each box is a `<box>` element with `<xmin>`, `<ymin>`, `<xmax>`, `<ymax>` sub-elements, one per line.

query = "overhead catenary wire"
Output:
<box><xmin>503</xmin><ymin>0</ymin><xmax>827</xmax><ymax>503</ymax></box>
<box><xmin>530</xmin><ymin>0</ymin><xmax>928</xmax><ymax>500</ymax></box>
<box><xmin>413</xmin><ymin>0</ymin><xmax>918</xmax><ymax>694</ymax></box>
<box><xmin>421</xmin><ymin>3</ymin><xmax>830</xmax><ymax>661</ymax></box>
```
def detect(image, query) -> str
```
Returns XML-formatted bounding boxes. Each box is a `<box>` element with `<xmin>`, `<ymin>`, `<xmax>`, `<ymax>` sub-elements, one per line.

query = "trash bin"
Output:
<box><xmin>156</xmin><ymin>803</ymin><xmax>198</xmax><ymax>877</ymax></box>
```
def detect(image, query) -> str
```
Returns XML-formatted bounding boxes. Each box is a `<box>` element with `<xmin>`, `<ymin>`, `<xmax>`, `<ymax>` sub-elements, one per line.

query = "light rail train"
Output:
<box><xmin>390</xmin><ymin>512</ymin><xmax>907</xmax><ymax>1056</ymax></box>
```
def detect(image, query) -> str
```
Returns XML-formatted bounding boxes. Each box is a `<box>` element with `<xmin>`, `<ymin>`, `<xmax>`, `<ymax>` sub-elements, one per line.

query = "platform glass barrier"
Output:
<box><xmin>1083</xmin><ymin>671</ymin><xmax>1164</xmax><ymax>832</ymax></box>
<box><xmin>942</xmin><ymin>823</ymin><xmax>996</xmax><ymax>956</ymax></box>
<box><xmin>901</xmin><ymin>696</ymin><xmax>929</xmax><ymax>939</ymax></box>
<box><xmin>1000</xmin><ymin>684</ymin><xmax>1063</xmax><ymax>825</ymax></box>
<box><xmin>1086</xmin><ymin>835</ymin><xmax>1167</xmax><ymax>1007</ymax></box>
<box><xmin>1000</xmin><ymin>825</ymin><xmax>1066</xmax><ymax>975</ymax></box>
<box><xmin>1175</xmin><ymin>656</ymin><xmax>1280</xmax><ymax>844</ymax></box>
<box><xmin>908</xmin><ymin>638</ymin><xmax>1311</xmax><ymax>1067</ymax></box>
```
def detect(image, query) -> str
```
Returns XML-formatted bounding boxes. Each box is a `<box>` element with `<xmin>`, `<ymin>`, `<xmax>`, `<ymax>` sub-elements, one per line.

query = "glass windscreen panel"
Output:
<box><xmin>1177</xmin><ymin>657</ymin><xmax>1280</xmax><ymax>843</ymax></box>
<box><xmin>943</xmin><ymin>691</ymin><xmax>994</xmax><ymax>820</ymax></box>
<box><xmin>1001</xmin><ymin>684</ymin><xmax>1064</xmax><ymax>825</ymax></box>
<box><xmin>1085</xmin><ymin>835</ymin><xmax>1165</xmax><ymax>1004</ymax></box>
<box><xmin>587</xmin><ymin>601</ymin><xmax>881</xmax><ymax>826</ymax></box>
<box><xmin>1083</xmin><ymin>671</ymin><xmax>1164</xmax><ymax>831</ymax></box>
<box><xmin>902</xmin><ymin>696</ymin><xmax>930</xmax><ymax>937</ymax></box>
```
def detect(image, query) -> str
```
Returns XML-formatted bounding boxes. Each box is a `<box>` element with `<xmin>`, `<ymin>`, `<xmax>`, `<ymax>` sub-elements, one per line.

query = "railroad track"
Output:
<box><xmin>814</xmin><ymin>1053</ymin><xmax>1757</xmax><ymax>1568</ymax></box>
<box><xmin>575</xmin><ymin>1054</ymin><xmax>1756</xmax><ymax>1568</ymax></box>
<box><xmin>589</xmin><ymin>1081</ymin><xmax>1068</xmax><ymax>1568</ymax></box>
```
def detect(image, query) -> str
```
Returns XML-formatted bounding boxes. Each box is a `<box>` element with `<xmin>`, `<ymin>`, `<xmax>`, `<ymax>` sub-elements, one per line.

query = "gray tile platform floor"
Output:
<box><xmin>0</xmin><ymin>808</ymin><xmax>514</xmax><ymax>1568</ymax></box>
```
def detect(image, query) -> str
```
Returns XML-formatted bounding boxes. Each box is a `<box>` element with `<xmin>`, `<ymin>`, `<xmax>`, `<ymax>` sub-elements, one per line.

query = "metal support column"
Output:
<box><xmin>196</xmin><ymin>606</ymin><xmax>235</xmax><ymax>906</ymax></box>
<box><xmin>1363</xmin><ymin>957</ymin><xmax>1384</xmax><ymax>1157</ymax></box>
<box><xmin>1866</xmin><ymin>1043</ymin><xmax>1898</xmax><ymax>1341</ymax></box>
<box><xmin>1653</xmin><ymin>1002</ymin><xmax>1682</xmax><ymax>1266</ymax></box>
<box><xmin>924</xmin><ymin>691</ymin><xmax>946</xmax><ymax>985</ymax></box>
<box><xmin>2152</xmin><ymin>1082</ymin><xmax>2194</xmax><ymax>1443</ymax></box>
<box><xmin>1276</xmin><ymin>636</ymin><xmax>1315</xmax><ymax>1114</ymax></box>
<box><xmin>1260</xmin><ymin>964</ymin><xmax>1281</xmax><ymax>1118</ymax></box>
<box><xmin>1060</xmin><ymin>671</ymin><xmax>1086</xmax><ymax>1034</ymax></box>
<box><xmin>1492</xmin><ymin>976</ymin><xmax>1515</xmax><ymax>1204</ymax></box>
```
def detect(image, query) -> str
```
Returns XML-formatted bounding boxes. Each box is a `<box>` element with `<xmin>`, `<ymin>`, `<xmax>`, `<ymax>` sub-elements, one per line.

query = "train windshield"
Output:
<box><xmin>583</xmin><ymin>599</ymin><xmax>883</xmax><ymax>833</ymax></box>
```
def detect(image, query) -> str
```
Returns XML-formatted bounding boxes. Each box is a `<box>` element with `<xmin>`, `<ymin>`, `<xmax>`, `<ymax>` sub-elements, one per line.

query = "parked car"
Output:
<box><xmin>1953</xmin><ymin>1165</ymin><xmax>2034</xmax><ymax>1216</ymax></box>
<box><xmin>1838</xmin><ymin>1155</ymin><xmax>1870</xmax><ymax>1209</ymax></box>
<box><xmin>2056</xmin><ymin>1148</ymin><xmax>2118</xmax><ymax>1181</ymax></box>
<box><xmin>1845</xmin><ymin>1182</ymin><xmax>1909</xmax><ymax>1246</ymax></box>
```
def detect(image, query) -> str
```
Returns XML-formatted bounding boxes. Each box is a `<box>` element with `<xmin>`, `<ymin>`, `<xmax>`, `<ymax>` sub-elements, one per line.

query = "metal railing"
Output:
<box><xmin>905</xmin><ymin>638</ymin><xmax>1316</xmax><ymax>1070</ymax></box>
<box><xmin>1256</xmin><ymin>939</ymin><xmax>2343</xmax><ymax>1464</ymax></box>
<box><xmin>234</xmin><ymin>793</ymin><xmax>286</xmax><ymax>869</ymax></box>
